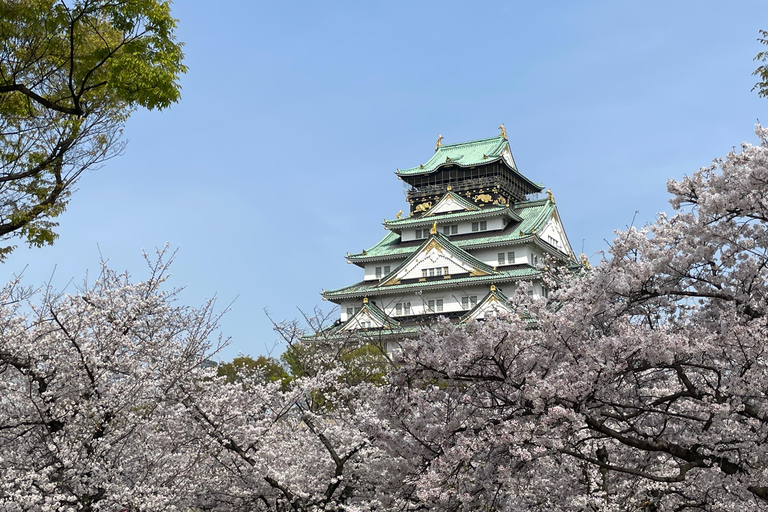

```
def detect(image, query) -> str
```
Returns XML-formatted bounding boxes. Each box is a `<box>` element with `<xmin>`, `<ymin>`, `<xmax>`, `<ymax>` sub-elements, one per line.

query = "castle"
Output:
<box><xmin>317</xmin><ymin>127</ymin><xmax>577</xmax><ymax>348</ymax></box>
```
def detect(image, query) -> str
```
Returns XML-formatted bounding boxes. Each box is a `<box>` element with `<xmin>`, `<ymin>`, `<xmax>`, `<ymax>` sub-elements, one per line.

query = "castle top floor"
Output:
<box><xmin>396</xmin><ymin>128</ymin><xmax>543</xmax><ymax>214</ymax></box>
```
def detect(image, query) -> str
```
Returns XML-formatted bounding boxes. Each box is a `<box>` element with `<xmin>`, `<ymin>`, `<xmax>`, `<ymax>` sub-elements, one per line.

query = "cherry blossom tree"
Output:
<box><xmin>0</xmin><ymin>253</ymin><xmax>405</xmax><ymax>511</ymax></box>
<box><xmin>374</xmin><ymin>126</ymin><xmax>768</xmax><ymax>511</ymax></box>
<box><xmin>7</xmin><ymin>125</ymin><xmax>768</xmax><ymax>510</ymax></box>
<box><xmin>184</xmin><ymin>321</ymin><xmax>407</xmax><ymax>511</ymax></box>
<box><xmin>0</xmin><ymin>250</ymin><xmax>223</xmax><ymax>511</ymax></box>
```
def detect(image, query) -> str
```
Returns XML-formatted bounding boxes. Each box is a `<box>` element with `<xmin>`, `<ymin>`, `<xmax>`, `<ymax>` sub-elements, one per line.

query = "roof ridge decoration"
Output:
<box><xmin>378</xmin><ymin>232</ymin><xmax>497</xmax><ymax>287</ymax></box>
<box><xmin>498</xmin><ymin>123</ymin><xmax>507</xmax><ymax>140</ymax></box>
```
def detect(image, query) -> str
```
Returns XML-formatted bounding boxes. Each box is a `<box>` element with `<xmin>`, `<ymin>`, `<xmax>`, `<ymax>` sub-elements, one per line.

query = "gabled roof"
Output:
<box><xmin>459</xmin><ymin>286</ymin><xmax>514</xmax><ymax>323</ymax></box>
<box><xmin>424</xmin><ymin>191</ymin><xmax>479</xmax><ymax>215</ymax></box>
<box><xmin>383</xmin><ymin>204</ymin><xmax>521</xmax><ymax>231</ymax></box>
<box><xmin>378</xmin><ymin>232</ymin><xmax>497</xmax><ymax>287</ymax></box>
<box><xmin>350</xmin><ymin>198</ymin><xmax>568</xmax><ymax>264</ymax></box>
<box><xmin>341</xmin><ymin>300</ymin><xmax>400</xmax><ymax>331</ymax></box>
<box><xmin>397</xmin><ymin>136</ymin><xmax>514</xmax><ymax>177</ymax></box>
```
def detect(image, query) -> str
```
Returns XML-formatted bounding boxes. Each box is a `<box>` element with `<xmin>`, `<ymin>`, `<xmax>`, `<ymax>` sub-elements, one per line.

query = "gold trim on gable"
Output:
<box><xmin>425</xmin><ymin>239</ymin><xmax>443</xmax><ymax>253</ymax></box>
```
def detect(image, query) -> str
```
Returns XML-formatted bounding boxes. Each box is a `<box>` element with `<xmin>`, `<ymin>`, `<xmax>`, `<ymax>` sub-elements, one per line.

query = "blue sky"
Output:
<box><xmin>2</xmin><ymin>1</ymin><xmax>766</xmax><ymax>360</ymax></box>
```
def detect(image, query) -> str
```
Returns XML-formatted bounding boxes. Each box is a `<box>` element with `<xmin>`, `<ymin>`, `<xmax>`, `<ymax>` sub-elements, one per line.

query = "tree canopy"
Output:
<box><xmin>0</xmin><ymin>0</ymin><xmax>185</xmax><ymax>257</ymax></box>
<box><xmin>753</xmin><ymin>29</ymin><xmax>768</xmax><ymax>97</ymax></box>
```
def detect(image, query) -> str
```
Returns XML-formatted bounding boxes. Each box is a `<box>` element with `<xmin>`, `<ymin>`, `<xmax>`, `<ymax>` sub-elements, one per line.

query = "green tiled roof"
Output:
<box><xmin>301</xmin><ymin>322</ymin><xmax>423</xmax><ymax>342</ymax></box>
<box><xmin>398</xmin><ymin>136</ymin><xmax>511</xmax><ymax>176</ymax></box>
<box><xmin>378</xmin><ymin>232</ymin><xmax>497</xmax><ymax>287</ymax></box>
<box><xmin>322</xmin><ymin>266</ymin><xmax>541</xmax><ymax>301</ymax></box>
<box><xmin>458</xmin><ymin>287</ymin><xmax>512</xmax><ymax>323</ymax></box>
<box><xmin>350</xmin><ymin>199</ymin><xmax>557</xmax><ymax>263</ymax></box>
<box><xmin>347</xmin><ymin>301</ymin><xmax>399</xmax><ymax>328</ymax></box>
<box><xmin>383</xmin><ymin>204</ymin><xmax>522</xmax><ymax>230</ymax></box>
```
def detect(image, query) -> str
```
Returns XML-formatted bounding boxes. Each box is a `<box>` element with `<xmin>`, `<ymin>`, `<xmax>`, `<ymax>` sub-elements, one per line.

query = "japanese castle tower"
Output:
<box><xmin>318</xmin><ymin>127</ymin><xmax>577</xmax><ymax>344</ymax></box>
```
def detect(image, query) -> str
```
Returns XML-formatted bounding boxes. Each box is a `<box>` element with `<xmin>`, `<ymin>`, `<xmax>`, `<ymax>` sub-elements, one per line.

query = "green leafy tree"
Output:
<box><xmin>217</xmin><ymin>355</ymin><xmax>291</xmax><ymax>389</ymax></box>
<box><xmin>0</xmin><ymin>0</ymin><xmax>186</xmax><ymax>257</ymax></box>
<box><xmin>754</xmin><ymin>29</ymin><xmax>768</xmax><ymax>97</ymax></box>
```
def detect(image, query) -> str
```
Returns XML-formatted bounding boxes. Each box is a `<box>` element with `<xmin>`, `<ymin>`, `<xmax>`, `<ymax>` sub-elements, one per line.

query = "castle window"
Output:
<box><xmin>548</xmin><ymin>235</ymin><xmax>558</xmax><ymax>247</ymax></box>
<box><xmin>471</xmin><ymin>221</ymin><xmax>488</xmax><ymax>232</ymax></box>
<box><xmin>427</xmin><ymin>299</ymin><xmax>444</xmax><ymax>313</ymax></box>
<box><xmin>508</xmin><ymin>251</ymin><xmax>515</xmax><ymax>263</ymax></box>
<box><xmin>497</xmin><ymin>253</ymin><xmax>505</xmax><ymax>265</ymax></box>
<box><xmin>395</xmin><ymin>301</ymin><xmax>411</xmax><ymax>315</ymax></box>
<box><xmin>375</xmin><ymin>267</ymin><xmax>382</xmax><ymax>278</ymax></box>
<box><xmin>461</xmin><ymin>296</ymin><xmax>478</xmax><ymax>309</ymax></box>
<box><xmin>452</xmin><ymin>225</ymin><xmax>458</xmax><ymax>234</ymax></box>
<box><xmin>384</xmin><ymin>265</ymin><xmax>390</xmax><ymax>274</ymax></box>
<box><xmin>422</xmin><ymin>266</ymin><xmax>448</xmax><ymax>278</ymax></box>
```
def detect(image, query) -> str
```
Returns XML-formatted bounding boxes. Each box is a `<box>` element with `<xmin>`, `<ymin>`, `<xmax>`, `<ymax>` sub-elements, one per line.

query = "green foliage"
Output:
<box><xmin>281</xmin><ymin>341</ymin><xmax>389</xmax><ymax>387</ymax></box>
<box><xmin>0</xmin><ymin>0</ymin><xmax>186</xmax><ymax>257</ymax></box>
<box><xmin>754</xmin><ymin>29</ymin><xmax>768</xmax><ymax>97</ymax></box>
<box><xmin>217</xmin><ymin>355</ymin><xmax>291</xmax><ymax>389</ymax></box>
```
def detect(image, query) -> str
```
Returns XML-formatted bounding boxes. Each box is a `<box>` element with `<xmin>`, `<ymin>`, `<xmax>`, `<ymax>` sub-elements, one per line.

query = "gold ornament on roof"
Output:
<box><xmin>414</xmin><ymin>201</ymin><xmax>432</xmax><ymax>213</ymax></box>
<box><xmin>580</xmin><ymin>253</ymin><xmax>591</xmax><ymax>269</ymax></box>
<box><xmin>430</xmin><ymin>221</ymin><xmax>437</xmax><ymax>235</ymax></box>
<box><xmin>498</xmin><ymin>123</ymin><xmax>508</xmax><ymax>140</ymax></box>
<box><xmin>490</xmin><ymin>284</ymin><xmax>496</xmax><ymax>292</ymax></box>
<box><xmin>396</xmin><ymin>210</ymin><xmax>403</xmax><ymax>219</ymax></box>
<box><xmin>474</xmin><ymin>193</ymin><xmax>492</xmax><ymax>203</ymax></box>
<box><xmin>446</xmin><ymin>185</ymin><xmax>452</xmax><ymax>191</ymax></box>
<box><xmin>435</xmin><ymin>134</ymin><xmax>444</xmax><ymax>151</ymax></box>
<box><xmin>547</xmin><ymin>189</ymin><xmax>555</xmax><ymax>203</ymax></box>
<box><xmin>363</xmin><ymin>297</ymin><xmax>369</xmax><ymax>304</ymax></box>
